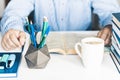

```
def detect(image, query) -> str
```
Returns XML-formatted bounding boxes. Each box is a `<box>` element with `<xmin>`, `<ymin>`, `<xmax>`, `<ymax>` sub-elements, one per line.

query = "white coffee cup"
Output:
<box><xmin>75</xmin><ymin>37</ymin><xmax>104</xmax><ymax>69</ymax></box>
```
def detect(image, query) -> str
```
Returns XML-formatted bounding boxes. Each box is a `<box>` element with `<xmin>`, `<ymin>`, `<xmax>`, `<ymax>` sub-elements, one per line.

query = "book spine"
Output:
<box><xmin>112</xmin><ymin>20</ymin><xmax>120</xmax><ymax>30</ymax></box>
<box><xmin>110</xmin><ymin>53</ymin><xmax>120</xmax><ymax>73</ymax></box>
<box><xmin>112</xmin><ymin>22</ymin><xmax>120</xmax><ymax>38</ymax></box>
<box><xmin>111</xmin><ymin>46</ymin><xmax>120</xmax><ymax>63</ymax></box>
<box><xmin>111</xmin><ymin>42</ymin><xmax>120</xmax><ymax>58</ymax></box>
<box><xmin>112</xmin><ymin>33</ymin><xmax>120</xmax><ymax>50</ymax></box>
<box><xmin>112</xmin><ymin>23</ymin><xmax>120</xmax><ymax>39</ymax></box>
<box><xmin>112</xmin><ymin>14</ymin><xmax>120</xmax><ymax>29</ymax></box>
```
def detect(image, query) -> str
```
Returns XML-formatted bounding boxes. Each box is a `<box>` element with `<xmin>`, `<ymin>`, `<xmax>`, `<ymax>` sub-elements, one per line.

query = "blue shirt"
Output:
<box><xmin>0</xmin><ymin>0</ymin><xmax>119</xmax><ymax>35</ymax></box>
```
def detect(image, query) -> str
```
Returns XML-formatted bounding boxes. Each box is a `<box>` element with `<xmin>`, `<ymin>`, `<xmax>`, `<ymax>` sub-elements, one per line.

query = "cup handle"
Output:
<box><xmin>75</xmin><ymin>43</ymin><xmax>82</xmax><ymax>58</ymax></box>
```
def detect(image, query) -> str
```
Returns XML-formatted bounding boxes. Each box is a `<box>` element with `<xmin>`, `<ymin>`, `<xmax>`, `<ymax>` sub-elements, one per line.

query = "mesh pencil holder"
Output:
<box><xmin>24</xmin><ymin>44</ymin><xmax>50</xmax><ymax>69</ymax></box>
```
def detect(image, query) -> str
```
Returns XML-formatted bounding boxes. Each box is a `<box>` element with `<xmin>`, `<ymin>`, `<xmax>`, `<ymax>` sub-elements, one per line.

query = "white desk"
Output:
<box><xmin>1</xmin><ymin>31</ymin><xmax>120</xmax><ymax>80</ymax></box>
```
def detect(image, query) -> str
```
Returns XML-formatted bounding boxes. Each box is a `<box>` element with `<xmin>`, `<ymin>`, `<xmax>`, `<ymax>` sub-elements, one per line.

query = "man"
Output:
<box><xmin>0</xmin><ymin>0</ymin><xmax>119</xmax><ymax>50</ymax></box>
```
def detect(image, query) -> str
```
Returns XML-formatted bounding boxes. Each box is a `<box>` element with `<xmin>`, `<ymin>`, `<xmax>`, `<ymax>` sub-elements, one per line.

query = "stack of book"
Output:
<box><xmin>110</xmin><ymin>12</ymin><xmax>120</xmax><ymax>73</ymax></box>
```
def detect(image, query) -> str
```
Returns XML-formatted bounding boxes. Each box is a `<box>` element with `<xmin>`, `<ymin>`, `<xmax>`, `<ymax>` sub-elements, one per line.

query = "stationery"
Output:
<box><xmin>24</xmin><ymin>16</ymin><xmax>50</xmax><ymax>69</ymax></box>
<box><xmin>39</xmin><ymin>25</ymin><xmax>50</xmax><ymax>48</ymax></box>
<box><xmin>24</xmin><ymin>16</ymin><xmax>50</xmax><ymax>48</ymax></box>
<box><xmin>29</xmin><ymin>21</ymin><xmax>37</xmax><ymax>48</ymax></box>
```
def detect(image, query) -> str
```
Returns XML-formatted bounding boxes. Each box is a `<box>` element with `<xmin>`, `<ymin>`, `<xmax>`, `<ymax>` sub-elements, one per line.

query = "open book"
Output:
<box><xmin>37</xmin><ymin>31</ymin><xmax>98</xmax><ymax>55</ymax></box>
<box><xmin>0</xmin><ymin>33</ymin><xmax>22</xmax><ymax>78</ymax></box>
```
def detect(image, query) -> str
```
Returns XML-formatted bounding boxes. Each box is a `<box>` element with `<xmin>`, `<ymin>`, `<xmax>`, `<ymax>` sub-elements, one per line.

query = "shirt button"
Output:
<box><xmin>62</xmin><ymin>3</ymin><xmax>64</xmax><ymax>5</ymax></box>
<box><xmin>61</xmin><ymin>18</ymin><xmax>63</xmax><ymax>21</ymax></box>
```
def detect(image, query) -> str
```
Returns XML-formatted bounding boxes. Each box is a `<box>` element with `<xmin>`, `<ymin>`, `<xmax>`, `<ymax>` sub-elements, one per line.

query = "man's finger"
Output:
<box><xmin>9</xmin><ymin>34</ymin><xmax>21</xmax><ymax>47</ymax></box>
<box><xmin>1</xmin><ymin>40</ymin><xmax>9</xmax><ymax>51</ymax></box>
<box><xmin>19</xmin><ymin>31</ymin><xmax>26</xmax><ymax>45</ymax></box>
<box><xmin>6</xmin><ymin>36</ymin><xmax>17</xmax><ymax>49</ymax></box>
<box><xmin>100</xmin><ymin>33</ymin><xmax>108</xmax><ymax>40</ymax></box>
<box><xmin>97</xmin><ymin>31</ymin><xmax>102</xmax><ymax>38</ymax></box>
<box><xmin>2</xmin><ymin>35</ymin><xmax>13</xmax><ymax>50</ymax></box>
<box><xmin>104</xmin><ymin>32</ymin><xmax>111</xmax><ymax>45</ymax></box>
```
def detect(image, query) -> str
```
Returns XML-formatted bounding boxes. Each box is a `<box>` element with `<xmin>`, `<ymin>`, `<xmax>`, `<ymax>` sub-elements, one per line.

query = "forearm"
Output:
<box><xmin>91</xmin><ymin>0</ymin><xmax>120</xmax><ymax>28</ymax></box>
<box><xmin>0</xmin><ymin>0</ymin><xmax>34</xmax><ymax>36</ymax></box>
<box><xmin>0</xmin><ymin>16</ymin><xmax>24</xmax><ymax>36</ymax></box>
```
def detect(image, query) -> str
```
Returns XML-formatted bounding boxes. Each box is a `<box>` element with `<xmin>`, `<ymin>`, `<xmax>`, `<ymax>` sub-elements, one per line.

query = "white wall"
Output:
<box><xmin>0</xmin><ymin>0</ymin><xmax>5</xmax><ymax>17</ymax></box>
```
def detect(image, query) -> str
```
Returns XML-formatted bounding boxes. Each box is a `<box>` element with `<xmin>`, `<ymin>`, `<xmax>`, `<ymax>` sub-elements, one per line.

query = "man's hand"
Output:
<box><xmin>1</xmin><ymin>29</ymin><xmax>26</xmax><ymax>51</ymax></box>
<box><xmin>97</xmin><ymin>25</ymin><xmax>112</xmax><ymax>45</ymax></box>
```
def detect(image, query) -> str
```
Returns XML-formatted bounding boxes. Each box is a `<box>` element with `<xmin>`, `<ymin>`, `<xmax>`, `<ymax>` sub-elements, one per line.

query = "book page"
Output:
<box><xmin>46</xmin><ymin>32</ymin><xmax>66</xmax><ymax>54</ymax></box>
<box><xmin>46</xmin><ymin>31</ymin><xmax>97</xmax><ymax>55</ymax></box>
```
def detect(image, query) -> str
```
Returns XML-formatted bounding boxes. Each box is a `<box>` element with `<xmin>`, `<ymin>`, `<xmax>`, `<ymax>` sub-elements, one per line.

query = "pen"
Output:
<box><xmin>40</xmin><ymin>16</ymin><xmax>48</xmax><ymax>42</ymax></box>
<box><xmin>25</xmin><ymin>18</ymin><xmax>37</xmax><ymax>47</ymax></box>
<box><xmin>38</xmin><ymin>26</ymin><xmax>50</xmax><ymax>48</ymax></box>
<box><xmin>30</xmin><ymin>21</ymin><xmax>37</xmax><ymax>48</ymax></box>
<box><xmin>25</xmin><ymin>17</ymin><xmax>31</xmax><ymax>33</ymax></box>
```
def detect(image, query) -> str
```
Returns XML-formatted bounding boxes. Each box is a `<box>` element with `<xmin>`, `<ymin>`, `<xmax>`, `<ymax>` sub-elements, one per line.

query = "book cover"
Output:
<box><xmin>112</xmin><ymin>13</ymin><xmax>120</xmax><ymax>28</ymax></box>
<box><xmin>0</xmin><ymin>52</ymin><xmax>22</xmax><ymax>78</ymax></box>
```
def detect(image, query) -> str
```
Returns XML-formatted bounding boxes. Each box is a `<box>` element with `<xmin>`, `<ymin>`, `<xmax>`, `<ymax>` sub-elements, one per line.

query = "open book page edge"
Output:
<box><xmin>46</xmin><ymin>31</ymin><xmax>98</xmax><ymax>55</ymax></box>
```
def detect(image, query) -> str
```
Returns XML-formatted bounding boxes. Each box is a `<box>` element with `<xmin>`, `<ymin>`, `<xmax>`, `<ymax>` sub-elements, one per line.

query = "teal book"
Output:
<box><xmin>0</xmin><ymin>52</ymin><xmax>22</xmax><ymax>78</ymax></box>
<box><xmin>0</xmin><ymin>34</ymin><xmax>23</xmax><ymax>78</ymax></box>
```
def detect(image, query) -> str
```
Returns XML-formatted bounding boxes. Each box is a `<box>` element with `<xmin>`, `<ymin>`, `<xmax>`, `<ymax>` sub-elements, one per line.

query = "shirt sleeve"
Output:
<box><xmin>0</xmin><ymin>0</ymin><xmax>34</xmax><ymax>36</ymax></box>
<box><xmin>91</xmin><ymin>0</ymin><xmax>120</xmax><ymax>28</ymax></box>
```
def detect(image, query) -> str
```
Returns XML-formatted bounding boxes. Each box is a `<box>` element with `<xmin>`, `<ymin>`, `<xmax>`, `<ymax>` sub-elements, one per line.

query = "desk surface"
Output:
<box><xmin>1</xmin><ymin>31</ymin><xmax>120</xmax><ymax>80</ymax></box>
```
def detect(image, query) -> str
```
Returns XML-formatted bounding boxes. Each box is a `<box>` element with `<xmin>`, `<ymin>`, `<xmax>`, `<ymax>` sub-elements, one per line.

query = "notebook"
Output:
<box><xmin>0</xmin><ymin>33</ymin><xmax>23</xmax><ymax>78</ymax></box>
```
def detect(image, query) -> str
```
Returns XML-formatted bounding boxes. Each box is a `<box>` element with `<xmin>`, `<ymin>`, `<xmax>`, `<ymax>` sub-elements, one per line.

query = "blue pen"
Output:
<box><xmin>30</xmin><ymin>21</ymin><xmax>37</xmax><ymax>48</ymax></box>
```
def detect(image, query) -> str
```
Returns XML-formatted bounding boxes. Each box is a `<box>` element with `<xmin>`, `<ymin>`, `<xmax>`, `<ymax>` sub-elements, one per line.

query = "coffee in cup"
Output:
<box><xmin>75</xmin><ymin>37</ymin><xmax>104</xmax><ymax>69</ymax></box>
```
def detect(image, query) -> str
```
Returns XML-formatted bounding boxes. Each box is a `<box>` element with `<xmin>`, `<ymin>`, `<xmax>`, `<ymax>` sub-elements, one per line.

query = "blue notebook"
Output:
<box><xmin>0</xmin><ymin>51</ymin><xmax>22</xmax><ymax>78</ymax></box>
<box><xmin>0</xmin><ymin>34</ymin><xmax>23</xmax><ymax>78</ymax></box>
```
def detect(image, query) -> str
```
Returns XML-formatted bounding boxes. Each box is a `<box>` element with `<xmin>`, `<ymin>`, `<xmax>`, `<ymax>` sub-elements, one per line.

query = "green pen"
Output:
<box><xmin>40</xmin><ymin>16</ymin><xmax>48</xmax><ymax>41</ymax></box>
<box><xmin>39</xmin><ymin>36</ymin><xmax>46</xmax><ymax>48</ymax></box>
<box><xmin>39</xmin><ymin>26</ymin><xmax>50</xmax><ymax>48</ymax></box>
